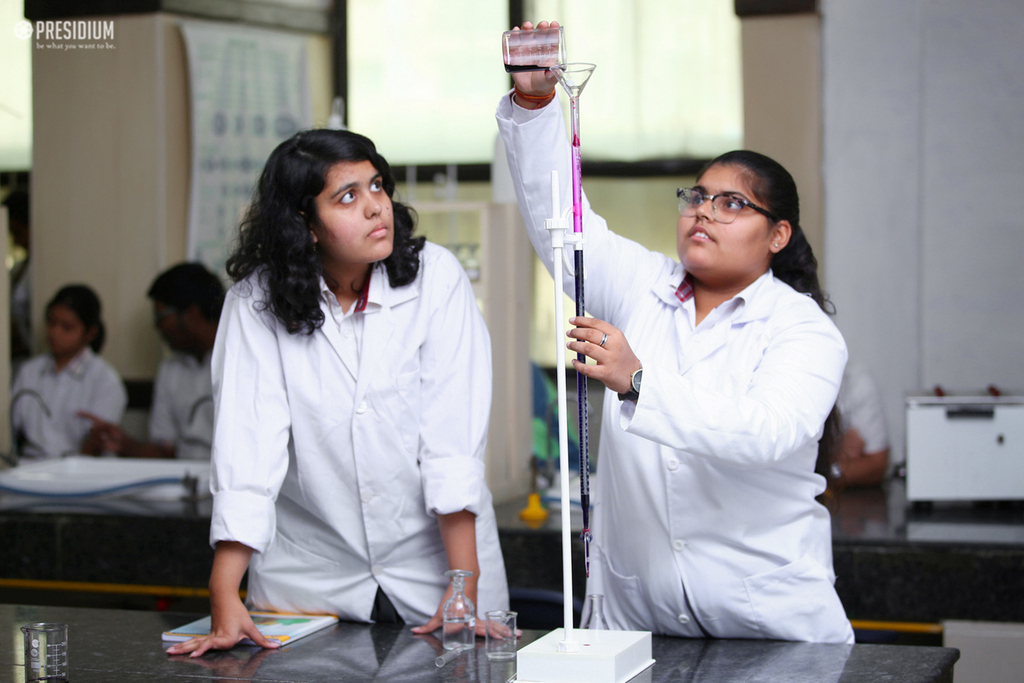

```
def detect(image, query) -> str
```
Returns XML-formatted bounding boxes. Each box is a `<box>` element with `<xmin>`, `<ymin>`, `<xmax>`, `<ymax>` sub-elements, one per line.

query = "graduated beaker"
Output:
<box><xmin>502</xmin><ymin>26</ymin><xmax>565</xmax><ymax>72</ymax></box>
<box><xmin>21</xmin><ymin>622</ymin><xmax>68</xmax><ymax>682</ymax></box>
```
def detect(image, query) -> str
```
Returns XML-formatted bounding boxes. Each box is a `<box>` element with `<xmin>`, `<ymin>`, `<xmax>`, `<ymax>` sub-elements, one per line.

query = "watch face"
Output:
<box><xmin>632</xmin><ymin>369</ymin><xmax>643</xmax><ymax>392</ymax></box>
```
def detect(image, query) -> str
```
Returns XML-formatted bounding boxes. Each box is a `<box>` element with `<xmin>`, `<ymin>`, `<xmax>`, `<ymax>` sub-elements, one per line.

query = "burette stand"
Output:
<box><xmin>515</xmin><ymin>171</ymin><xmax>654</xmax><ymax>683</ymax></box>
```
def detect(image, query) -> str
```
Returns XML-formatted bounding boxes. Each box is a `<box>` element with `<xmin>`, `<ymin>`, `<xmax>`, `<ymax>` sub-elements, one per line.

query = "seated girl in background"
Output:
<box><xmin>11</xmin><ymin>284</ymin><xmax>126</xmax><ymax>459</ymax></box>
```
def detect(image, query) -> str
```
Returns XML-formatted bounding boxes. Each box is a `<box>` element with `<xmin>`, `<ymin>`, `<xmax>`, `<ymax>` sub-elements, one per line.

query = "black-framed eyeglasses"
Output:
<box><xmin>677</xmin><ymin>187</ymin><xmax>778</xmax><ymax>224</ymax></box>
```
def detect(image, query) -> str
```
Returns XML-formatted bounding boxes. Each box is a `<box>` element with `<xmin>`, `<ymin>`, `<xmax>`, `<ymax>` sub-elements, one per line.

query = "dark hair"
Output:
<box><xmin>147</xmin><ymin>262</ymin><xmax>226</xmax><ymax>322</ymax></box>
<box><xmin>2</xmin><ymin>189</ymin><xmax>29</xmax><ymax>226</ymax></box>
<box><xmin>225</xmin><ymin>128</ymin><xmax>425</xmax><ymax>335</ymax></box>
<box><xmin>46</xmin><ymin>284</ymin><xmax>105</xmax><ymax>353</ymax></box>
<box><xmin>698</xmin><ymin>150</ymin><xmax>841</xmax><ymax>479</ymax></box>
<box><xmin>698</xmin><ymin>150</ymin><xmax>834</xmax><ymax>314</ymax></box>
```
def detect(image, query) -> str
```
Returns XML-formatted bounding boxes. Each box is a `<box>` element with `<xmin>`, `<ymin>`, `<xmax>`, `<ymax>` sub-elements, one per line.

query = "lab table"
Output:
<box><xmin>0</xmin><ymin>604</ymin><xmax>958</xmax><ymax>683</ymax></box>
<box><xmin>495</xmin><ymin>480</ymin><xmax>1024</xmax><ymax>625</ymax></box>
<box><xmin>1</xmin><ymin>479</ymin><xmax>1023</xmax><ymax>624</ymax></box>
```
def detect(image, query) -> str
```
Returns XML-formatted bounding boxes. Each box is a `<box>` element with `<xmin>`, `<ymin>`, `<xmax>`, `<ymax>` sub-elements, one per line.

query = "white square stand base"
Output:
<box><xmin>516</xmin><ymin>628</ymin><xmax>655</xmax><ymax>683</ymax></box>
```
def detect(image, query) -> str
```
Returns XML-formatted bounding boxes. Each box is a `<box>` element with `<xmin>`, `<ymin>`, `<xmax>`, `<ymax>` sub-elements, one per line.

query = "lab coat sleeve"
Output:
<box><xmin>417</xmin><ymin>250</ymin><xmax>492</xmax><ymax>517</ymax></box>
<box><xmin>87</xmin><ymin>360</ymin><xmax>127</xmax><ymax>424</ymax></box>
<box><xmin>496</xmin><ymin>93</ymin><xmax>668</xmax><ymax>324</ymax></box>
<box><xmin>208</xmin><ymin>282</ymin><xmax>293</xmax><ymax>552</ymax></box>
<box><xmin>838</xmin><ymin>363</ymin><xmax>889</xmax><ymax>453</ymax></box>
<box><xmin>622</xmin><ymin>300</ymin><xmax>847</xmax><ymax>469</ymax></box>
<box><xmin>9</xmin><ymin>361</ymin><xmax>31</xmax><ymax>437</ymax></box>
<box><xmin>147</xmin><ymin>361</ymin><xmax>176</xmax><ymax>445</ymax></box>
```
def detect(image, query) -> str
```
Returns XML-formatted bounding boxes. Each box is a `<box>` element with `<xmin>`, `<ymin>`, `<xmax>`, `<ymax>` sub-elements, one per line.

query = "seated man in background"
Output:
<box><xmin>82</xmin><ymin>263</ymin><xmax>224</xmax><ymax>460</ymax></box>
<box><xmin>831</xmin><ymin>362</ymin><xmax>890</xmax><ymax>487</ymax></box>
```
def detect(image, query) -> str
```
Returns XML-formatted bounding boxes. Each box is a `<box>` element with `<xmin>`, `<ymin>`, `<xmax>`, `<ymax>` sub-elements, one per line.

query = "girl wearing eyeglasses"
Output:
<box><xmin>497</xmin><ymin>20</ymin><xmax>852</xmax><ymax>644</ymax></box>
<box><xmin>11</xmin><ymin>284</ymin><xmax>126</xmax><ymax>460</ymax></box>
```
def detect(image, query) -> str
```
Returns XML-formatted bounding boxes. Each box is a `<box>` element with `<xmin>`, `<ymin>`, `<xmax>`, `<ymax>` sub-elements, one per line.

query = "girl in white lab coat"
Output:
<box><xmin>11</xmin><ymin>284</ymin><xmax>126</xmax><ymax>459</ymax></box>
<box><xmin>168</xmin><ymin>129</ymin><xmax>508</xmax><ymax>657</ymax></box>
<box><xmin>497</xmin><ymin>21</ymin><xmax>853</xmax><ymax>643</ymax></box>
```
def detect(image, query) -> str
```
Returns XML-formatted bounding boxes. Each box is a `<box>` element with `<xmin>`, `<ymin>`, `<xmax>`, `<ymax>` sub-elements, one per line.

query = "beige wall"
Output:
<box><xmin>32</xmin><ymin>14</ymin><xmax>186</xmax><ymax>379</ymax></box>
<box><xmin>741</xmin><ymin>13</ymin><xmax>823</xmax><ymax>261</ymax></box>
<box><xmin>30</xmin><ymin>13</ymin><xmax>331</xmax><ymax>380</ymax></box>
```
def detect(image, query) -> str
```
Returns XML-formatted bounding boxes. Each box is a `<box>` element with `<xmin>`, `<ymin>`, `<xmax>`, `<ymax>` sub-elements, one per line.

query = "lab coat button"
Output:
<box><xmin>361</xmin><ymin>491</ymin><xmax>372</xmax><ymax>504</ymax></box>
<box><xmin>356</xmin><ymin>401</ymin><xmax>367</xmax><ymax>414</ymax></box>
<box><xmin>371</xmin><ymin>565</ymin><xmax>383</xmax><ymax>577</ymax></box>
<box><xmin>344</xmin><ymin>330</ymin><xmax>353</xmax><ymax>339</ymax></box>
<box><xmin>672</xmin><ymin>539</ymin><xmax>685</xmax><ymax>552</ymax></box>
<box><xmin>677</xmin><ymin>614</ymin><xmax>690</xmax><ymax>625</ymax></box>
<box><xmin>666</xmin><ymin>459</ymin><xmax>679</xmax><ymax>471</ymax></box>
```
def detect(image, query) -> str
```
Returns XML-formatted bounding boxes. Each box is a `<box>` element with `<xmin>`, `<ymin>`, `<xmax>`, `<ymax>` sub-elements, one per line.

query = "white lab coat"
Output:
<box><xmin>209</xmin><ymin>243</ymin><xmax>508</xmax><ymax>624</ymax></box>
<box><xmin>497</xmin><ymin>93</ymin><xmax>854</xmax><ymax>643</ymax></box>
<box><xmin>149</xmin><ymin>352</ymin><xmax>213</xmax><ymax>461</ymax></box>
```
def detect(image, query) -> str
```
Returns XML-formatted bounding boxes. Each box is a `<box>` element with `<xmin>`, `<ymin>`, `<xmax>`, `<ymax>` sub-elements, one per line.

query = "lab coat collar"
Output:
<box><xmin>43</xmin><ymin>347</ymin><xmax>93</xmax><ymax>379</ymax></box>
<box><xmin>316</xmin><ymin>263</ymin><xmax>423</xmax><ymax>405</ymax></box>
<box><xmin>655</xmin><ymin>266</ymin><xmax>777</xmax><ymax>324</ymax></box>
<box><xmin>317</xmin><ymin>264</ymin><xmax>421</xmax><ymax>313</ymax></box>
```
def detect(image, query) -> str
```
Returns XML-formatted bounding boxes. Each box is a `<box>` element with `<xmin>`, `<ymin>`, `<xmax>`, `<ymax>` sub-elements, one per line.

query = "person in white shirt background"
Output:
<box><xmin>831</xmin><ymin>362</ymin><xmax>891</xmax><ymax>488</ymax></box>
<box><xmin>166</xmin><ymin>128</ymin><xmax>508</xmax><ymax>657</ymax></box>
<box><xmin>497</xmin><ymin>20</ymin><xmax>852</xmax><ymax>644</ymax></box>
<box><xmin>11</xmin><ymin>284</ymin><xmax>126</xmax><ymax>460</ymax></box>
<box><xmin>81</xmin><ymin>262</ymin><xmax>223</xmax><ymax>460</ymax></box>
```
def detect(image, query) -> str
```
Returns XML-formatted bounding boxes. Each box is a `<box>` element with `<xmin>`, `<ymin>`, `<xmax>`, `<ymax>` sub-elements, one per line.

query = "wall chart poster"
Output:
<box><xmin>180</xmin><ymin>20</ymin><xmax>311</xmax><ymax>274</ymax></box>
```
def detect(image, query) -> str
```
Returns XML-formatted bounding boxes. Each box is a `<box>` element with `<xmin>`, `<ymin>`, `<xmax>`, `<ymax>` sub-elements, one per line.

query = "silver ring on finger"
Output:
<box><xmin>599</xmin><ymin>333</ymin><xmax>609</xmax><ymax>348</ymax></box>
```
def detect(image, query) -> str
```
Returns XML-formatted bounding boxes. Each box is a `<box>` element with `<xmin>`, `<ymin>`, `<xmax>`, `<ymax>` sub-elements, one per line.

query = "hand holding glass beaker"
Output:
<box><xmin>502</xmin><ymin>24</ymin><xmax>565</xmax><ymax>72</ymax></box>
<box><xmin>505</xmin><ymin>21</ymin><xmax>562</xmax><ymax>107</ymax></box>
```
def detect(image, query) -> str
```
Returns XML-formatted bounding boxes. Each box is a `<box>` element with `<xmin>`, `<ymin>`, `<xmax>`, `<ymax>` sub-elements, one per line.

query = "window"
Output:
<box><xmin>0</xmin><ymin>0</ymin><xmax>32</xmax><ymax>170</ymax></box>
<box><xmin>347</xmin><ymin>0</ymin><xmax>510</xmax><ymax>165</ymax></box>
<box><xmin>346</xmin><ymin>0</ymin><xmax>742</xmax><ymax>167</ymax></box>
<box><xmin>527</xmin><ymin>0</ymin><xmax>743</xmax><ymax>161</ymax></box>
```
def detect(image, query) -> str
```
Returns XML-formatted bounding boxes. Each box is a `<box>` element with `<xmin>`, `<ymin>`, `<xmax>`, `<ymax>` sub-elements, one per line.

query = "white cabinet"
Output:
<box><xmin>905</xmin><ymin>397</ymin><xmax>1024</xmax><ymax>502</ymax></box>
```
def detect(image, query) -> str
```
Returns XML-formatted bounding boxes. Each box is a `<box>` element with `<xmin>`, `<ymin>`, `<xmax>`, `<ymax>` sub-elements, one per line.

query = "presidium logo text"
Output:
<box><xmin>14</xmin><ymin>19</ymin><xmax>116</xmax><ymax>50</ymax></box>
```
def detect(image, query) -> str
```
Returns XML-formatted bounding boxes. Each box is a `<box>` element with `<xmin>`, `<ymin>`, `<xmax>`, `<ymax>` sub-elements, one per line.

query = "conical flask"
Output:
<box><xmin>580</xmin><ymin>593</ymin><xmax>609</xmax><ymax>630</ymax></box>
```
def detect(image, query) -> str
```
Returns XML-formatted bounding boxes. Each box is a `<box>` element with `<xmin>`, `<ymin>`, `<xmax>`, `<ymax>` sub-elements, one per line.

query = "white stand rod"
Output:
<box><xmin>545</xmin><ymin>170</ymin><xmax>578</xmax><ymax>653</ymax></box>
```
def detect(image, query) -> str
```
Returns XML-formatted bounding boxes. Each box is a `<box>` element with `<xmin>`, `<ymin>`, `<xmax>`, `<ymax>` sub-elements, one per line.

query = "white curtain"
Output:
<box><xmin>0</xmin><ymin>0</ymin><xmax>33</xmax><ymax>170</ymax></box>
<box><xmin>347</xmin><ymin>0</ymin><xmax>743</xmax><ymax>165</ymax></box>
<box><xmin>528</xmin><ymin>0</ymin><xmax>744</xmax><ymax>160</ymax></box>
<box><xmin>348</xmin><ymin>0</ymin><xmax>510</xmax><ymax>164</ymax></box>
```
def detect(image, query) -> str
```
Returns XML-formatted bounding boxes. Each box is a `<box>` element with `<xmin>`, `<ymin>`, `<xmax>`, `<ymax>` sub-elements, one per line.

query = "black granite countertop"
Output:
<box><xmin>0</xmin><ymin>604</ymin><xmax>958</xmax><ymax>683</ymax></box>
<box><xmin>2</xmin><ymin>476</ymin><xmax>1022</xmax><ymax>624</ymax></box>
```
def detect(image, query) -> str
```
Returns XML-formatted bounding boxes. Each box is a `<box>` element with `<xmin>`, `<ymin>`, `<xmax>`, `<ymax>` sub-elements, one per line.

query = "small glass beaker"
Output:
<box><xmin>442</xmin><ymin>569</ymin><xmax>476</xmax><ymax>651</ymax></box>
<box><xmin>580</xmin><ymin>594</ymin><xmax>609</xmax><ymax>630</ymax></box>
<box><xmin>485</xmin><ymin>610</ymin><xmax>517</xmax><ymax>660</ymax></box>
<box><xmin>21</xmin><ymin>622</ymin><xmax>68</xmax><ymax>682</ymax></box>
<box><xmin>502</xmin><ymin>26</ymin><xmax>566</xmax><ymax>73</ymax></box>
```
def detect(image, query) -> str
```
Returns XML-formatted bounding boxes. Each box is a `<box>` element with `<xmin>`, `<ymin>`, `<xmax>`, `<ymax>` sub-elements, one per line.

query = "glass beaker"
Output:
<box><xmin>484</xmin><ymin>610</ymin><xmax>517</xmax><ymax>660</ymax></box>
<box><xmin>502</xmin><ymin>26</ymin><xmax>566</xmax><ymax>72</ymax></box>
<box><xmin>580</xmin><ymin>594</ymin><xmax>609</xmax><ymax>630</ymax></box>
<box><xmin>21</xmin><ymin>622</ymin><xmax>68</xmax><ymax>682</ymax></box>
<box><xmin>442</xmin><ymin>569</ymin><xmax>476</xmax><ymax>650</ymax></box>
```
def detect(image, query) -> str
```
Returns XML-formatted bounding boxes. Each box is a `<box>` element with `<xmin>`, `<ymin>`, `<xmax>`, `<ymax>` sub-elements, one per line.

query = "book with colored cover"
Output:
<box><xmin>162</xmin><ymin>612</ymin><xmax>339</xmax><ymax>645</ymax></box>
